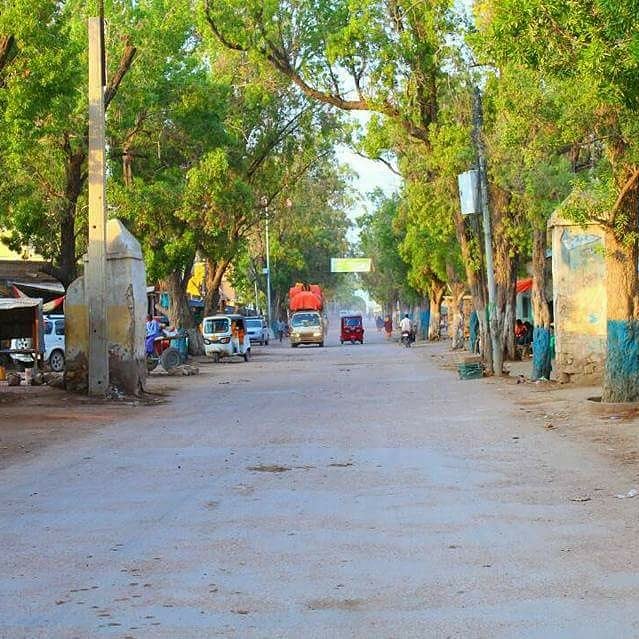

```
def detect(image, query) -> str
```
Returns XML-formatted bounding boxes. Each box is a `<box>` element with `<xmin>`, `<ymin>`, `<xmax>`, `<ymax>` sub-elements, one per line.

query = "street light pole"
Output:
<box><xmin>260</xmin><ymin>196</ymin><xmax>272</xmax><ymax>330</ymax></box>
<box><xmin>265</xmin><ymin>206</ymin><xmax>272</xmax><ymax>330</ymax></box>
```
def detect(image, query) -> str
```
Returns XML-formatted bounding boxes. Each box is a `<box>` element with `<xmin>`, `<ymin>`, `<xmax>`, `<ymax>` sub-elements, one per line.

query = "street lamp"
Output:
<box><xmin>260</xmin><ymin>196</ymin><xmax>272</xmax><ymax>331</ymax></box>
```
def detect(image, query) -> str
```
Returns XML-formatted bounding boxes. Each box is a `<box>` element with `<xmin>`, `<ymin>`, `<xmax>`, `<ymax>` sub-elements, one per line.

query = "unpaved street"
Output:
<box><xmin>2</xmin><ymin>328</ymin><xmax>639</xmax><ymax>638</ymax></box>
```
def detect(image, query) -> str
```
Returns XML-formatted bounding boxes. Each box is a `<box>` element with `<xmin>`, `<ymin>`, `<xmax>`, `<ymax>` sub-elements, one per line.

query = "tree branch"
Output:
<box><xmin>246</xmin><ymin>105</ymin><xmax>315</xmax><ymax>178</ymax></box>
<box><xmin>0</xmin><ymin>34</ymin><xmax>15</xmax><ymax>76</ymax></box>
<box><xmin>612</xmin><ymin>165</ymin><xmax>639</xmax><ymax>222</ymax></box>
<box><xmin>355</xmin><ymin>151</ymin><xmax>401</xmax><ymax>176</ymax></box>
<box><xmin>203</xmin><ymin>7</ymin><xmax>431</xmax><ymax>144</ymax></box>
<box><xmin>203</xmin><ymin>1</ymin><xmax>248</xmax><ymax>51</ymax></box>
<box><xmin>104</xmin><ymin>41</ymin><xmax>137</xmax><ymax>110</ymax></box>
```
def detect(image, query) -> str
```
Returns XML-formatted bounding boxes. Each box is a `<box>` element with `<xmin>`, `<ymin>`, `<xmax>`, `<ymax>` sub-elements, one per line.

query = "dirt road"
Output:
<box><xmin>2</xmin><ymin>327</ymin><xmax>639</xmax><ymax>638</ymax></box>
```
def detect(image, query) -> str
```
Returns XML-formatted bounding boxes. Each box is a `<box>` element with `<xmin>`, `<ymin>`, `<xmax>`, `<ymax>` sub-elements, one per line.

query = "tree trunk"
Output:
<box><xmin>160</xmin><ymin>271</ymin><xmax>194</xmax><ymax>330</ymax></box>
<box><xmin>502</xmin><ymin>276</ymin><xmax>517</xmax><ymax>361</ymax></box>
<box><xmin>186</xmin><ymin>327</ymin><xmax>205</xmax><ymax>356</ymax></box>
<box><xmin>449</xmin><ymin>282</ymin><xmax>466</xmax><ymax>350</ymax></box>
<box><xmin>55</xmin><ymin>150</ymin><xmax>86</xmax><ymax>288</ymax></box>
<box><xmin>419</xmin><ymin>299</ymin><xmax>430</xmax><ymax>341</ymax></box>
<box><xmin>491</xmin><ymin>187</ymin><xmax>516</xmax><ymax>374</ymax></box>
<box><xmin>602</xmin><ymin>228</ymin><xmax>639</xmax><ymax>402</ymax></box>
<box><xmin>428</xmin><ymin>282</ymin><xmax>445</xmax><ymax>340</ymax></box>
<box><xmin>122</xmin><ymin>146</ymin><xmax>133</xmax><ymax>187</ymax></box>
<box><xmin>452</xmin><ymin>210</ymin><xmax>491</xmax><ymax>368</ymax></box>
<box><xmin>531</xmin><ymin>227</ymin><xmax>552</xmax><ymax>380</ymax></box>
<box><xmin>204</xmin><ymin>257</ymin><xmax>230</xmax><ymax>316</ymax></box>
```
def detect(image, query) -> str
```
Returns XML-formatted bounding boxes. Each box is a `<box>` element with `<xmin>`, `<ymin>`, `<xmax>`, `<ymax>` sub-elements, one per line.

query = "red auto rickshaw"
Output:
<box><xmin>340</xmin><ymin>314</ymin><xmax>364</xmax><ymax>344</ymax></box>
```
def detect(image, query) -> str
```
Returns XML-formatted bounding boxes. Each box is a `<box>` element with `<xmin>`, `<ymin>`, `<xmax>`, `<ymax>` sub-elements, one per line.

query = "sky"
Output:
<box><xmin>335</xmin><ymin>115</ymin><xmax>403</xmax><ymax>309</ymax></box>
<box><xmin>336</xmin><ymin>111</ymin><xmax>403</xmax><ymax>248</ymax></box>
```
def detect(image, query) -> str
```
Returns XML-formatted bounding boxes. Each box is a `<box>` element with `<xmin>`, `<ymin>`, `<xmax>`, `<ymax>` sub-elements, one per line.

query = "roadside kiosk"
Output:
<box><xmin>0</xmin><ymin>297</ymin><xmax>44</xmax><ymax>373</ymax></box>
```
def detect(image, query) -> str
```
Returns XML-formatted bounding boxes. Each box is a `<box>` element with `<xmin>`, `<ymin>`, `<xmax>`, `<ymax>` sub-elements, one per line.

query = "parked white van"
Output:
<box><xmin>10</xmin><ymin>314</ymin><xmax>65</xmax><ymax>372</ymax></box>
<box><xmin>202</xmin><ymin>314</ymin><xmax>251</xmax><ymax>363</ymax></box>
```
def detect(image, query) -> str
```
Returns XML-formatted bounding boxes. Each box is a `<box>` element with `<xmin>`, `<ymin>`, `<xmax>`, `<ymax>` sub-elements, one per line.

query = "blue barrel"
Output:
<box><xmin>170</xmin><ymin>330</ymin><xmax>188</xmax><ymax>362</ymax></box>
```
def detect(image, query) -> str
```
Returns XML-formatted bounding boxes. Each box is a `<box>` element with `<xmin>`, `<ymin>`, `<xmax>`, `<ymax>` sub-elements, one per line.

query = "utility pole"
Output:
<box><xmin>260</xmin><ymin>197</ymin><xmax>272</xmax><ymax>331</ymax></box>
<box><xmin>472</xmin><ymin>85</ymin><xmax>503</xmax><ymax>376</ymax></box>
<box><xmin>86</xmin><ymin>16</ymin><xmax>109</xmax><ymax>395</ymax></box>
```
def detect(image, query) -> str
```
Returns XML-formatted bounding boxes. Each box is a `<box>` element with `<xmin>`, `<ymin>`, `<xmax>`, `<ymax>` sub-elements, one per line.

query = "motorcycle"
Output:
<box><xmin>146</xmin><ymin>333</ymin><xmax>184</xmax><ymax>372</ymax></box>
<box><xmin>401</xmin><ymin>330</ymin><xmax>412</xmax><ymax>348</ymax></box>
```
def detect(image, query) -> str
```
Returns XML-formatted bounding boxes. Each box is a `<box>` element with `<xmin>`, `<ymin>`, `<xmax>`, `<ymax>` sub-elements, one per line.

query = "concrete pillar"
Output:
<box><xmin>65</xmin><ymin>219</ymin><xmax>147</xmax><ymax>395</ymax></box>
<box><xmin>548</xmin><ymin>211</ymin><xmax>606</xmax><ymax>384</ymax></box>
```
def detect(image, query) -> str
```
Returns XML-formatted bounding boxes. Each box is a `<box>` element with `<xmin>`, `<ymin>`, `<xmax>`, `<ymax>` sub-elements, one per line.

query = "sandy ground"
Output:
<box><xmin>2</xmin><ymin>330</ymin><xmax>639</xmax><ymax>638</ymax></box>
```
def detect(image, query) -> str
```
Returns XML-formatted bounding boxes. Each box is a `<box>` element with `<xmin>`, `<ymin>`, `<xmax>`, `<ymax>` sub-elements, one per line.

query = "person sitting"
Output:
<box><xmin>145</xmin><ymin>314</ymin><xmax>162</xmax><ymax>356</ymax></box>
<box><xmin>515</xmin><ymin>319</ymin><xmax>527</xmax><ymax>346</ymax></box>
<box><xmin>399</xmin><ymin>314</ymin><xmax>415</xmax><ymax>342</ymax></box>
<box><xmin>523</xmin><ymin>321</ymin><xmax>534</xmax><ymax>345</ymax></box>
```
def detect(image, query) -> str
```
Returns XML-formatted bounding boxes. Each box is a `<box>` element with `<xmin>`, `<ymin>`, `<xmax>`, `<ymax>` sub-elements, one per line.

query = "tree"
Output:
<box><xmin>241</xmin><ymin>160</ymin><xmax>353</xmax><ymax>321</ymax></box>
<box><xmin>0</xmin><ymin>0</ymin><xmax>137</xmax><ymax>287</ymax></box>
<box><xmin>476</xmin><ymin>0</ymin><xmax>639</xmax><ymax>400</ymax></box>
<box><xmin>396</xmin><ymin>146</ymin><xmax>466</xmax><ymax>343</ymax></box>
<box><xmin>358</xmin><ymin>192</ymin><xmax>420</xmax><ymax>314</ymax></box>
<box><xmin>479</xmin><ymin>66</ymin><xmax>571</xmax><ymax>376</ymax></box>
<box><xmin>204</xmin><ymin>1</ymin><xmax>529</xmax><ymax>368</ymax></box>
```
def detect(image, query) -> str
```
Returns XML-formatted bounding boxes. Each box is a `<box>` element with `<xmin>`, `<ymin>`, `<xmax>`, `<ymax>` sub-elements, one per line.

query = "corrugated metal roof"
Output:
<box><xmin>0</xmin><ymin>297</ymin><xmax>41</xmax><ymax>310</ymax></box>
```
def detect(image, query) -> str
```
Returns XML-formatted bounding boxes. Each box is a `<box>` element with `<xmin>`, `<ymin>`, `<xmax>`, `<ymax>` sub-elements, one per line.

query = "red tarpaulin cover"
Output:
<box><xmin>516</xmin><ymin>278</ymin><xmax>533</xmax><ymax>294</ymax></box>
<box><xmin>289</xmin><ymin>291</ymin><xmax>322</xmax><ymax>311</ymax></box>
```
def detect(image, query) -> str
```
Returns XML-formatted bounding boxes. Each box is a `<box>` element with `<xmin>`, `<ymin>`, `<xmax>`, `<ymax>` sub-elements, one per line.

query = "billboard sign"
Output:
<box><xmin>330</xmin><ymin>258</ymin><xmax>372</xmax><ymax>273</ymax></box>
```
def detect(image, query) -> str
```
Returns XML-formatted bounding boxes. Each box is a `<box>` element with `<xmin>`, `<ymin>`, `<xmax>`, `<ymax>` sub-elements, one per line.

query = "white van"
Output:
<box><xmin>11</xmin><ymin>314</ymin><xmax>65</xmax><ymax>372</ymax></box>
<box><xmin>202</xmin><ymin>314</ymin><xmax>251</xmax><ymax>363</ymax></box>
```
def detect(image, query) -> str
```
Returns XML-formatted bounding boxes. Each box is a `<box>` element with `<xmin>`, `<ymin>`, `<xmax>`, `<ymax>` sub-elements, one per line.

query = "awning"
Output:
<box><xmin>12</xmin><ymin>285</ymin><xmax>64</xmax><ymax>313</ymax></box>
<box><xmin>516</xmin><ymin>278</ymin><xmax>533</xmax><ymax>294</ymax></box>
<box><xmin>11</xmin><ymin>281</ymin><xmax>64</xmax><ymax>294</ymax></box>
<box><xmin>43</xmin><ymin>296</ymin><xmax>64</xmax><ymax>313</ymax></box>
<box><xmin>0</xmin><ymin>296</ymin><xmax>41</xmax><ymax>310</ymax></box>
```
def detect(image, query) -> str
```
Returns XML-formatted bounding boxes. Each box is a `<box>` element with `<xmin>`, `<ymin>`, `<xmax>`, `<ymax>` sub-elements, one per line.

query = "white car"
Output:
<box><xmin>244</xmin><ymin>316</ymin><xmax>269</xmax><ymax>345</ymax></box>
<box><xmin>11</xmin><ymin>314</ymin><xmax>65</xmax><ymax>372</ymax></box>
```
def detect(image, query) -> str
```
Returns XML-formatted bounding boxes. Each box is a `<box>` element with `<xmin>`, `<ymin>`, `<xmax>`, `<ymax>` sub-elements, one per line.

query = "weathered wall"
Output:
<box><xmin>549</xmin><ymin>213</ymin><xmax>606</xmax><ymax>384</ymax></box>
<box><xmin>65</xmin><ymin>220</ymin><xmax>147</xmax><ymax>395</ymax></box>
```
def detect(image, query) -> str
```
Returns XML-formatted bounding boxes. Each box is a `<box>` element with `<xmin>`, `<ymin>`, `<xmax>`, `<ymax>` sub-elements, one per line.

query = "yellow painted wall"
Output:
<box><xmin>0</xmin><ymin>235</ymin><xmax>45</xmax><ymax>261</ymax></box>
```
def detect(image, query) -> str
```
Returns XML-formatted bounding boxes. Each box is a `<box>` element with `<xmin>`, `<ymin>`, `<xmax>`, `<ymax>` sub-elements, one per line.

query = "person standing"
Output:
<box><xmin>231</xmin><ymin>320</ymin><xmax>240</xmax><ymax>354</ymax></box>
<box><xmin>237</xmin><ymin>320</ymin><xmax>246</xmax><ymax>353</ymax></box>
<box><xmin>383</xmin><ymin>315</ymin><xmax>393</xmax><ymax>340</ymax></box>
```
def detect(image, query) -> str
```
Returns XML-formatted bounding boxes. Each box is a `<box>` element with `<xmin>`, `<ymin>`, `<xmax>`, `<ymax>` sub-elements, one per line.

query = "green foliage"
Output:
<box><xmin>358</xmin><ymin>191</ymin><xmax>419</xmax><ymax>308</ymax></box>
<box><xmin>474</xmin><ymin>0</ymin><xmax>639</xmax><ymax>235</ymax></box>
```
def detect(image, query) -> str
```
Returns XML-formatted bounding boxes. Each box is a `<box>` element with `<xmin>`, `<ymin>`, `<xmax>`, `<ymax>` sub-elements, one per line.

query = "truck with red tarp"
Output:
<box><xmin>288</xmin><ymin>283</ymin><xmax>326</xmax><ymax>347</ymax></box>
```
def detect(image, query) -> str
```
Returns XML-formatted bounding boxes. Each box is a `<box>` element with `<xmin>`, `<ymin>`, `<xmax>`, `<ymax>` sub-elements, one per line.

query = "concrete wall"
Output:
<box><xmin>65</xmin><ymin>219</ymin><xmax>147</xmax><ymax>395</ymax></box>
<box><xmin>549</xmin><ymin>213</ymin><xmax>606</xmax><ymax>384</ymax></box>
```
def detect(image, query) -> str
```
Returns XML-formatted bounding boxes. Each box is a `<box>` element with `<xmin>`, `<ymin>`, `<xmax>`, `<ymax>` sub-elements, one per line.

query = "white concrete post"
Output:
<box><xmin>87</xmin><ymin>17</ymin><xmax>109</xmax><ymax>395</ymax></box>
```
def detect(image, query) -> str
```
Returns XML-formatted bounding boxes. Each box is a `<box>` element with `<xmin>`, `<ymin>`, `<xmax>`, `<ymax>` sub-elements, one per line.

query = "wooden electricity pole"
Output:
<box><xmin>87</xmin><ymin>16</ymin><xmax>109</xmax><ymax>395</ymax></box>
<box><xmin>472</xmin><ymin>85</ymin><xmax>503</xmax><ymax>376</ymax></box>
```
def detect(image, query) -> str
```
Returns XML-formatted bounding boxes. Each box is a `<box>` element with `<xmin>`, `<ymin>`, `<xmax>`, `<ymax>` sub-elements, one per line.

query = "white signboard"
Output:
<box><xmin>458</xmin><ymin>170</ymin><xmax>480</xmax><ymax>215</ymax></box>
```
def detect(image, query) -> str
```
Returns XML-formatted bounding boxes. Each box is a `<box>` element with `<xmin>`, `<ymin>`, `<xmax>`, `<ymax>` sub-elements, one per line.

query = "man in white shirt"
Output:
<box><xmin>399</xmin><ymin>314</ymin><xmax>412</xmax><ymax>332</ymax></box>
<box><xmin>399</xmin><ymin>314</ymin><xmax>414</xmax><ymax>343</ymax></box>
